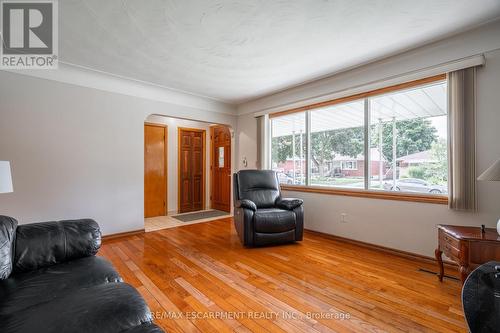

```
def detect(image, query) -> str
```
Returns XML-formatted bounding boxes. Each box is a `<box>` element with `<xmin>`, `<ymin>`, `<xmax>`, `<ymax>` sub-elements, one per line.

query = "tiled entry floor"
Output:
<box><xmin>145</xmin><ymin>209</ymin><xmax>232</xmax><ymax>232</ymax></box>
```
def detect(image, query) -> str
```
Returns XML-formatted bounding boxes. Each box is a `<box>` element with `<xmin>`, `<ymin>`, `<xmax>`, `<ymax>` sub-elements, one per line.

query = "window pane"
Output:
<box><xmin>310</xmin><ymin>100</ymin><xmax>365</xmax><ymax>188</ymax></box>
<box><xmin>368</xmin><ymin>81</ymin><xmax>448</xmax><ymax>195</ymax></box>
<box><xmin>271</xmin><ymin>112</ymin><xmax>306</xmax><ymax>185</ymax></box>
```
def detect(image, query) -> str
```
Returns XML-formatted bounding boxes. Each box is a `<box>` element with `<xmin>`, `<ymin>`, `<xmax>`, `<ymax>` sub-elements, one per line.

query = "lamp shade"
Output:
<box><xmin>0</xmin><ymin>161</ymin><xmax>13</xmax><ymax>193</ymax></box>
<box><xmin>478</xmin><ymin>159</ymin><xmax>500</xmax><ymax>181</ymax></box>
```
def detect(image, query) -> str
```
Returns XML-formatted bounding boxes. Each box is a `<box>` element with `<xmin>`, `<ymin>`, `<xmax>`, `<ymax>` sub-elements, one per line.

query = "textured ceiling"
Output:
<box><xmin>60</xmin><ymin>0</ymin><xmax>500</xmax><ymax>104</ymax></box>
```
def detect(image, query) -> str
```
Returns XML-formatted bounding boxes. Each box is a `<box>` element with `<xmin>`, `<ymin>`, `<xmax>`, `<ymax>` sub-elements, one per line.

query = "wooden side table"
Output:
<box><xmin>435</xmin><ymin>224</ymin><xmax>500</xmax><ymax>283</ymax></box>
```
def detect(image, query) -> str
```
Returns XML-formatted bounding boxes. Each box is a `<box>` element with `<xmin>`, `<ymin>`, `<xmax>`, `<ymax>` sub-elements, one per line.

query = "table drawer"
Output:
<box><xmin>440</xmin><ymin>230</ymin><xmax>460</xmax><ymax>249</ymax></box>
<box><xmin>443</xmin><ymin>242</ymin><xmax>460</xmax><ymax>260</ymax></box>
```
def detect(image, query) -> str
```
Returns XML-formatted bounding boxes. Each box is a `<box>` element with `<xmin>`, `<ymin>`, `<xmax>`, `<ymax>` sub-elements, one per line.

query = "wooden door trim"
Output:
<box><xmin>145</xmin><ymin>122</ymin><xmax>167</xmax><ymax>128</ymax></box>
<box><xmin>210</xmin><ymin>125</ymin><xmax>231</xmax><ymax>212</ymax></box>
<box><xmin>177</xmin><ymin>127</ymin><xmax>206</xmax><ymax>213</ymax></box>
<box><xmin>144</xmin><ymin>123</ymin><xmax>168</xmax><ymax>216</ymax></box>
<box><xmin>210</xmin><ymin>126</ymin><xmax>215</xmax><ymax>209</ymax></box>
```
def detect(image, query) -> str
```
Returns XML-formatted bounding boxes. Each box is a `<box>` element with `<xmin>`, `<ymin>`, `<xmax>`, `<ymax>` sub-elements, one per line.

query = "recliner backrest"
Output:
<box><xmin>235</xmin><ymin>170</ymin><xmax>281</xmax><ymax>208</ymax></box>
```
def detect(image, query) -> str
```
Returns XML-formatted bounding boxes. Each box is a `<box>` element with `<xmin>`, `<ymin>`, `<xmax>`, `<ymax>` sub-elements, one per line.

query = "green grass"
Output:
<box><xmin>310</xmin><ymin>176</ymin><xmax>363</xmax><ymax>186</ymax></box>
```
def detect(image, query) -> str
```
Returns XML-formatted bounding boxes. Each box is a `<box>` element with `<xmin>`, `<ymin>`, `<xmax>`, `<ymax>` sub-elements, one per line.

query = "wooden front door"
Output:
<box><xmin>144</xmin><ymin>124</ymin><xmax>167</xmax><ymax>218</ymax></box>
<box><xmin>178</xmin><ymin>128</ymin><xmax>205</xmax><ymax>213</ymax></box>
<box><xmin>211</xmin><ymin>125</ymin><xmax>231</xmax><ymax>212</ymax></box>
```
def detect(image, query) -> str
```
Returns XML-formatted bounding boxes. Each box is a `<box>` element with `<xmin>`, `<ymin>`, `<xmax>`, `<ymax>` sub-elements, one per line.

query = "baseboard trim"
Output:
<box><xmin>102</xmin><ymin>229</ymin><xmax>145</xmax><ymax>241</ymax></box>
<box><xmin>304</xmin><ymin>229</ymin><xmax>457</xmax><ymax>268</ymax></box>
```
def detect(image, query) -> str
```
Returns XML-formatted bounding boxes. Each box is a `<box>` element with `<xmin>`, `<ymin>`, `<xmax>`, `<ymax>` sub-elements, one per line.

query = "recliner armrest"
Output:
<box><xmin>235</xmin><ymin>199</ymin><xmax>257</xmax><ymax>211</ymax></box>
<box><xmin>276</xmin><ymin>198</ymin><xmax>303</xmax><ymax>210</ymax></box>
<box><xmin>14</xmin><ymin>219</ymin><xmax>101</xmax><ymax>273</ymax></box>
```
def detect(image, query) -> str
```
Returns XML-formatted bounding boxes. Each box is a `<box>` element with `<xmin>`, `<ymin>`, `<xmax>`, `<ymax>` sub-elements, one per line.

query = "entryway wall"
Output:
<box><xmin>145</xmin><ymin>114</ymin><xmax>213</xmax><ymax>215</ymax></box>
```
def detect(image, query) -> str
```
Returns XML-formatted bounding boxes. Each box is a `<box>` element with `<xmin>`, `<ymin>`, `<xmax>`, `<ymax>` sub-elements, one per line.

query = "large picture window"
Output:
<box><xmin>368</xmin><ymin>82</ymin><xmax>448</xmax><ymax>194</ymax></box>
<box><xmin>270</xmin><ymin>76</ymin><xmax>448</xmax><ymax>202</ymax></box>
<box><xmin>271</xmin><ymin>112</ymin><xmax>306</xmax><ymax>185</ymax></box>
<box><xmin>310</xmin><ymin>100</ymin><xmax>365</xmax><ymax>188</ymax></box>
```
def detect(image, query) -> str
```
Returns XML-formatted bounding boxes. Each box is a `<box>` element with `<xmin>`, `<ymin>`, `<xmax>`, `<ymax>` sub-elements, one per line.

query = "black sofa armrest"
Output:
<box><xmin>235</xmin><ymin>199</ymin><xmax>257</xmax><ymax>211</ymax></box>
<box><xmin>276</xmin><ymin>198</ymin><xmax>304</xmax><ymax>210</ymax></box>
<box><xmin>0</xmin><ymin>216</ymin><xmax>18</xmax><ymax>279</ymax></box>
<box><xmin>13</xmin><ymin>219</ymin><xmax>101</xmax><ymax>273</ymax></box>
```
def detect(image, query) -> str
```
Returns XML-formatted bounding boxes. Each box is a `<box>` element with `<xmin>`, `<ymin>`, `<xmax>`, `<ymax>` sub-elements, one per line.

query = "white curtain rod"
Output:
<box><xmin>253</xmin><ymin>54</ymin><xmax>485</xmax><ymax>117</ymax></box>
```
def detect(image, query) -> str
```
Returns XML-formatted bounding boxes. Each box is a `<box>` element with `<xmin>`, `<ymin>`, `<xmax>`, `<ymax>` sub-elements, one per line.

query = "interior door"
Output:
<box><xmin>211</xmin><ymin>125</ymin><xmax>231</xmax><ymax>212</ymax></box>
<box><xmin>179</xmin><ymin>128</ymin><xmax>205</xmax><ymax>213</ymax></box>
<box><xmin>144</xmin><ymin>124</ymin><xmax>167</xmax><ymax>218</ymax></box>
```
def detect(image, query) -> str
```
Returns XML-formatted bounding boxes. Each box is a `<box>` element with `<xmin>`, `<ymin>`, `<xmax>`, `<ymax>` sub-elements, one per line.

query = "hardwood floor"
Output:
<box><xmin>100</xmin><ymin>218</ymin><xmax>466</xmax><ymax>333</ymax></box>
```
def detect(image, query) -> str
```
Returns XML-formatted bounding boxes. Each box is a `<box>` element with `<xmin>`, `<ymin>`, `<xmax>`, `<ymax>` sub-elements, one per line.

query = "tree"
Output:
<box><xmin>271</xmin><ymin>136</ymin><xmax>292</xmax><ymax>164</ymax></box>
<box><xmin>429</xmin><ymin>138</ymin><xmax>448</xmax><ymax>184</ymax></box>
<box><xmin>408</xmin><ymin>138</ymin><xmax>448</xmax><ymax>185</ymax></box>
<box><xmin>310</xmin><ymin>127</ymin><xmax>364</xmax><ymax>176</ymax></box>
<box><xmin>272</xmin><ymin>118</ymin><xmax>439</xmax><ymax>177</ymax></box>
<box><xmin>272</xmin><ymin>127</ymin><xmax>364</xmax><ymax>176</ymax></box>
<box><xmin>371</xmin><ymin>118</ymin><xmax>438</xmax><ymax>162</ymax></box>
<box><xmin>271</xmin><ymin>133</ymin><xmax>306</xmax><ymax>164</ymax></box>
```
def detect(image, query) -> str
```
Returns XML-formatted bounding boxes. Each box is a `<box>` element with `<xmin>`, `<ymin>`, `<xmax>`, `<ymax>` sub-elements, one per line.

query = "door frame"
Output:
<box><xmin>210</xmin><ymin>125</ymin><xmax>232</xmax><ymax>212</ymax></box>
<box><xmin>177</xmin><ymin>127</ymin><xmax>206</xmax><ymax>213</ymax></box>
<box><xmin>144</xmin><ymin>122</ymin><xmax>168</xmax><ymax>217</ymax></box>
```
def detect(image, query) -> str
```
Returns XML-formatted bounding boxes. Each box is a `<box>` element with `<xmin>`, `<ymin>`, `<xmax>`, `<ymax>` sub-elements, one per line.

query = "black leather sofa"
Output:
<box><xmin>233</xmin><ymin>170</ymin><xmax>304</xmax><ymax>247</ymax></box>
<box><xmin>0</xmin><ymin>216</ymin><xmax>163</xmax><ymax>333</ymax></box>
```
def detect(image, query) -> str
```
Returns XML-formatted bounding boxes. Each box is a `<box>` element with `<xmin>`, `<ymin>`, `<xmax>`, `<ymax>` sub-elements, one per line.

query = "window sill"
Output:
<box><xmin>280</xmin><ymin>185</ymin><xmax>449</xmax><ymax>205</ymax></box>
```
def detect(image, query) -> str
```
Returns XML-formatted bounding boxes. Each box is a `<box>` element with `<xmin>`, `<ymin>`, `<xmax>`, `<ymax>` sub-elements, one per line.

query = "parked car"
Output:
<box><xmin>326</xmin><ymin>167</ymin><xmax>344</xmax><ymax>178</ymax></box>
<box><xmin>277</xmin><ymin>172</ymin><xmax>294</xmax><ymax>184</ymax></box>
<box><xmin>383</xmin><ymin>178</ymin><xmax>447</xmax><ymax>194</ymax></box>
<box><xmin>277</xmin><ymin>172</ymin><xmax>305</xmax><ymax>185</ymax></box>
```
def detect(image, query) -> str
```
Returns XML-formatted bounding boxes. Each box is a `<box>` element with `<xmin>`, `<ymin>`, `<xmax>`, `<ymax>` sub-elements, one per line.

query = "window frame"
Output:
<box><xmin>269</xmin><ymin>74</ymin><xmax>449</xmax><ymax>205</ymax></box>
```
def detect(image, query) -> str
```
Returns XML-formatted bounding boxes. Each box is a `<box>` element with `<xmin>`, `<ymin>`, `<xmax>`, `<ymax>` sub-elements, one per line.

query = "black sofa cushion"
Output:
<box><xmin>254</xmin><ymin>208</ymin><xmax>296</xmax><ymax>233</ymax></box>
<box><xmin>0</xmin><ymin>256</ymin><xmax>122</xmax><ymax>315</ymax></box>
<box><xmin>0</xmin><ymin>216</ymin><xmax>17</xmax><ymax>280</ymax></box>
<box><xmin>0</xmin><ymin>282</ymin><xmax>154</xmax><ymax>333</ymax></box>
<box><xmin>14</xmin><ymin>219</ymin><xmax>101</xmax><ymax>273</ymax></box>
<box><xmin>236</xmin><ymin>170</ymin><xmax>280</xmax><ymax>208</ymax></box>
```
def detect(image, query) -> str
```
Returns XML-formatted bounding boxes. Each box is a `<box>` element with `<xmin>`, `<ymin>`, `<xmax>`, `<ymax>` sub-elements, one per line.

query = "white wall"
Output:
<box><xmin>7</xmin><ymin>62</ymin><xmax>235</xmax><ymax>115</ymax></box>
<box><xmin>236</xmin><ymin>114</ymin><xmax>259</xmax><ymax>171</ymax></box>
<box><xmin>0</xmin><ymin>71</ymin><xmax>236</xmax><ymax>235</ymax></box>
<box><xmin>235</xmin><ymin>20</ymin><xmax>500</xmax><ymax>258</ymax></box>
<box><xmin>145</xmin><ymin>115</ymin><xmax>213</xmax><ymax>214</ymax></box>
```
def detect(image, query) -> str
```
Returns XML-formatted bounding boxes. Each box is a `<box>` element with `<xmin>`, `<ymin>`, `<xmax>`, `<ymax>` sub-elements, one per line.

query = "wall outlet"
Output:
<box><xmin>340</xmin><ymin>213</ymin><xmax>348</xmax><ymax>223</ymax></box>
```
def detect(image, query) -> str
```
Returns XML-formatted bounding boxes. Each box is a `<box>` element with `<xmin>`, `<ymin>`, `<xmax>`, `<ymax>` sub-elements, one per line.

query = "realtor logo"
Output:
<box><xmin>1</xmin><ymin>0</ymin><xmax>58</xmax><ymax>69</ymax></box>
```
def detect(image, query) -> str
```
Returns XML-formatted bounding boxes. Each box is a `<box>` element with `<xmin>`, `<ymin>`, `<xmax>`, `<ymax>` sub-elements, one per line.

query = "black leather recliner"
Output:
<box><xmin>0</xmin><ymin>216</ymin><xmax>164</xmax><ymax>333</ymax></box>
<box><xmin>233</xmin><ymin>170</ymin><xmax>304</xmax><ymax>247</ymax></box>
